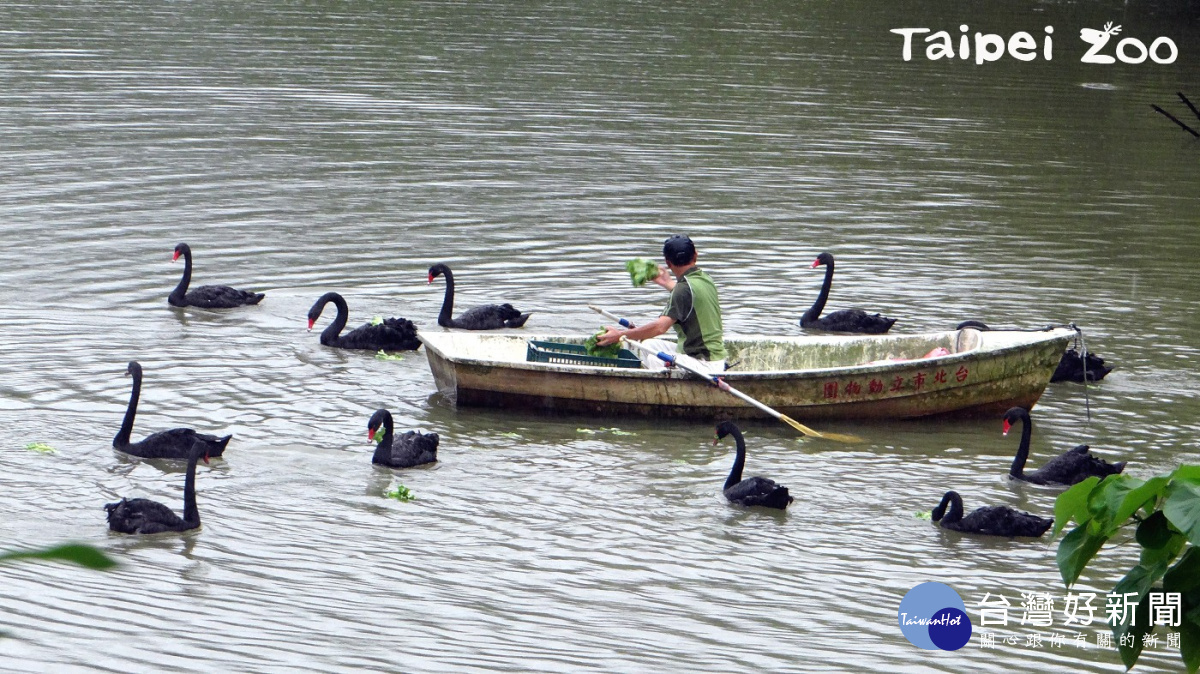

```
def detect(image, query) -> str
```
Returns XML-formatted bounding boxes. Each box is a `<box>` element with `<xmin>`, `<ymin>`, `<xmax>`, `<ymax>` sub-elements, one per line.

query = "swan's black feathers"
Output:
<box><xmin>1051</xmin><ymin>349</ymin><xmax>1113</xmax><ymax>383</ymax></box>
<box><xmin>120</xmin><ymin>428</ymin><xmax>231</xmax><ymax>460</ymax></box>
<box><xmin>932</xmin><ymin>491</ymin><xmax>1051</xmax><ymax>538</ymax></box>
<box><xmin>330</xmin><ymin>317</ymin><xmax>421</xmax><ymax>351</ymax></box>
<box><xmin>172</xmin><ymin>284</ymin><xmax>265</xmax><ymax>309</ymax></box>
<box><xmin>802</xmin><ymin>308</ymin><xmax>896</xmax><ymax>334</ymax></box>
<box><xmin>375</xmin><ymin>430</ymin><xmax>439</xmax><ymax>469</ymax></box>
<box><xmin>452</xmin><ymin>303</ymin><xmax>532</xmax><ymax>330</ymax></box>
<box><xmin>105</xmin><ymin>498</ymin><xmax>187</xmax><ymax>534</ymax></box>
<box><xmin>723</xmin><ymin>477</ymin><xmax>793</xmax><ymax>509</ymax></box>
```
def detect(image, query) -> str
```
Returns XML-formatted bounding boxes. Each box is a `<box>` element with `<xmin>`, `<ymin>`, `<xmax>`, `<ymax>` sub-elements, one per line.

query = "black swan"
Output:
<box><xmin>307</xmin><ymin>292</ymin><xmax>420</xmax><ymax>351</ymax></box>
<box><xmin>800</xmin><ymin>252</ymin><xmax>896</xmax><ymax>334</ymax></box>
<box><xmin>1003</xmin><ymin>407</ymin><xmax>1125</xmax><ymax>486</ymax></box>
<box><xmin>714</xmin><ymin>421</ymin><xmax>792</xmax><ymax>509</ymax></box>
<box><xmin>105</xmin><ymin>439</ymin><xmax>208</xmax><ymax>534</ymax></box>
<box><xmin>932</xmin><ymin>491</ymin><xmax>1052</xmax><ymax>537</ymax></box>
<box><xmin>169</xmin><ymin>243</ymin><xmax>265</xmax><ymax>308</ymax></box>
<box><xmin>427</xmin><ymin>263</ymin><xmax>531</xmax><ymax>330</ymax></box>
<box><xmin>368</xmin><ymin>409</ymin><xmax>438</xmax><ymax>468</ymax></box>
<box><xmin>955</xmin><ymin>321</ymin><xmax>1113</xmax><ymax>383</ymax></box>
<box><xmin>113</xmin><ymin>361</ymin><xmax>231</xmax><ymax>460</ymax></box>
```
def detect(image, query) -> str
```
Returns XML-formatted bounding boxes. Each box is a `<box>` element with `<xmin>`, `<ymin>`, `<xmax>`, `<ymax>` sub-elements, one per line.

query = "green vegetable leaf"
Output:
<box><xmin>370</xmin><ymin>315</ymin><xmax>384</xmax><ymax>326</ymax></box>
<box><xmin>375</xmin><ymin>350</ymin><xmax>404</xmax><ymax>361</ymax></box>
<box><xmin>0</xmin><ymin>544</ymin><xmax>117</xmax><ymax>570</ymax></box>
<box><xmin>1164</xmin><ymin>480</ymin><xmax>1200</xmax><ymax>546</ymax></box>
<box><xmin>1057</xmin><ymin>522</ymin><xmax>1108</xmax><ymax>587</ymax></box>
<box><xmin>499</xmin><ymin>432</ymin><xmax>521</xmax><ymax>439</ymax></box>
<box><xmin>584</xmin><ymin>330</ymin><xmax>622</xmax><ymax>359</ymax></box>
<box><xmin>1053</xmin><ymin>477</ymin><xmax>1099</xmax><ymax>539</ymax></box>
<box><xmin>24</xmin><ymin>442</ymin><xmax>56</xmax><ymax>454</ymax></box>
<box><xmin>384</xmin><ymin>484</ymin><xmax>415</xmax><ymax>502</ymax></box>
<box><xmin>914</xmin><ymin>510</ymin><xmax>932</xmax><ymax>521</ymax></box>
<box><xmin>625</xmin><ymin>258</ymin><xmax>660</xmax><ymax>287</ymax></box>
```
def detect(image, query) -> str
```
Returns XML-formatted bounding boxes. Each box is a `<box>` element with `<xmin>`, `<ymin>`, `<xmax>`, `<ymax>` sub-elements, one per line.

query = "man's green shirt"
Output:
<box><xmin>662</xmin><ymin>266</ymin><xmax>727</xmax><ymax>361</ymax></box>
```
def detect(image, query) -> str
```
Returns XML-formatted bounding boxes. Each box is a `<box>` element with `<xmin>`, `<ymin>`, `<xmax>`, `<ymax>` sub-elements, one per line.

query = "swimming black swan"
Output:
<box><xmin>427</xmin><ymin>263</ymin><xmax>531</xmax><ymax>330</ymax></box>
<box><xmin>931</xmin><ymin>491</ymin><xmax>1052</xmax><ymax>538</ymax></box>
<box><xmin>955</xmin><ymin>321</ymin><xmax>1113</xmax><ymax>383</ymax></box>
<box><xmin>106</xmin><ymin>439</ymin><xmax>208</xmax><ymax>534</ymax></box>
<box><xmin>169</xmin><ymin>243</ymin><xmax>265</xmax><ymax>308</ymax></box>
<box><xmin>113</xmin><ymin>361</ymin><xmax>231</xmax><ymax>459</ymax></box>
<box><xmin>714</xmin><ymin>421</ymin><xmax>792</xmax><ymax>509</ymax></box>
<box><xmin>800</xmin><ymin>252</ymin><xmax>896</xmax><ymax>334</ymax></box>
<box><xmin>307</xmin><ymin>292</ymin><xmax>421</xmax><ymax>351</ymax></box>
<box><xmin>1003</xmin><ymin>407</ymin><xmax>1125</xmax><ymax>486</ymax></box>
<box><xmin>368</xmin><ymin>409</ymin><xmax>439</xmax><ymax>468</ymax></box>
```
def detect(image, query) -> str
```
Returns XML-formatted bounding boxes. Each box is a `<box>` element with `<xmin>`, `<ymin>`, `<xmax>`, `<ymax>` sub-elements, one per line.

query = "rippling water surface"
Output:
<box><xmin>2</xmin><ymin>1</ymin><xmax>1199</xmax><ymax>671</ymax></box>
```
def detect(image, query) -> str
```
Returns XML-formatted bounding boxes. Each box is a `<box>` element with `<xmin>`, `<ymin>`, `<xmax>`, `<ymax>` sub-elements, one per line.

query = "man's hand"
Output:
<box><xmin>595</xmin><ymin>326</ymin><xmax>624</xmax><ymax>347</ymax></box>
<box><xmin>652</xmin><ymin>265</ymin><xmax>675</xmax><ymax>290</ymax></box>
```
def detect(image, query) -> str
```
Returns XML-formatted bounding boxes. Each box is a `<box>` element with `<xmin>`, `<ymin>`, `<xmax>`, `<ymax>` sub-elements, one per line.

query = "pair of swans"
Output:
<box><xmin>930</xmin><ymin>406</ymin><xmax>1126</xmax><ymax>538</ymax></box>
<box><xmin>306</xmin><ymin>263</ymin><xmax>531</xmax><ymax>352</ymax></box>
<box><xmin>106</xmin><ymin>440</ymin><xmax>208</xmax><ymax>534</ymax></box>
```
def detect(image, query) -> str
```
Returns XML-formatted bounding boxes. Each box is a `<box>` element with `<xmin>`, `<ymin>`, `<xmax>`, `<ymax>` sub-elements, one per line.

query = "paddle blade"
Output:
<box><xmin>779</xmin><ymin>414</ymin><xmax>863</xmax><ymax>443</ymax></box>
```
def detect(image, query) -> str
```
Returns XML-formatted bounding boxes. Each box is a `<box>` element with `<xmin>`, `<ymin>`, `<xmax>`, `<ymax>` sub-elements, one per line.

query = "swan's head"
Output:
<box><xmin>427</xmin><ymin>263</ymin><xmax>449</xmax><ymax>284</ymax></box>
<box><xmin>811</xmin><ymin>252</ymin><xmax>834</xmax><ymax>269</ymax></box>
<box><xmin>1001</xmin><ymin>407</ymin><xmax>1028</xmax><ymax>436</ymax></box>
<box><xmin>307</xmin><ymin>292</ymin><xmax>340</xmax><ymax>331</ymax></box>
<box><xmin>124</xmin><ymin>361</ymin><xmax>142</xmax><ymax>378</ymax></box>
<box><xmin>172</xmin><ymin>242</ymin><xmax>189</xmax><ymax>262</ymax></box>
<box><xmin>713</xmin><ymin>420</ymin><xmax>740</xmax><ymax>444</ymax></box>
<box><xmin>368</xmin><ymin>409</ymin><xmax>392</xmax><ymax>441</ymax></box>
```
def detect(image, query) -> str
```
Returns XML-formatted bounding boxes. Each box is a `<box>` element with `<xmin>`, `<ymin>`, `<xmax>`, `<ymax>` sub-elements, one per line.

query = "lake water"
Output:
<box><xmin>2</xmin><ymin>1</ymin><xmax>1198</xmax><ymax>671</ymax></box>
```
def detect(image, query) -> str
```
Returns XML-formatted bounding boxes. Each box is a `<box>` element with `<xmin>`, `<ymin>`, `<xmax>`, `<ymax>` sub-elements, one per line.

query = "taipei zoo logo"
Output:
<box><xmin>898</xmin><ymin>582</ymin><xmax>973</xmax><ymax>651</ymax></box>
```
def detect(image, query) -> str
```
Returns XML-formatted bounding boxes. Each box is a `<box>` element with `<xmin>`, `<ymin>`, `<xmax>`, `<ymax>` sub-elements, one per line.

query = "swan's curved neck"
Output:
<box><xmin>724</xmin><ymin>428</ymin><xmax>747</xmax><ymax>490</ymax></box>
<box><xmin>320</xmin><ymin>295</ymin><xmax>350</xmax><ymax>345</ymax></box>
<box><xmin>436</xmin><ymin>268</ymin><xmax>456</xmax><ymax>328</ymax></box>
<box><xmin>371</xmin><ymin>413</ymin><xmax>394</xmax><ymax>463</ymax></box>
<box><xmin>935</xmin><ymin>492</ymin><xmax>964</xmax><ymax>524</ymax></box>
<box><xmin>170</xmin><ymin>248</ymin><xmax>192</xmax><ymax>303</ymax></box>
<box><xmin>1009</xmin><ymin>414</ymin><xmax>1033</xmax><ymax>478</ymax></box>
<box><xmin>804</xmin><ymin>261</ymin><xmax>835</xmax><ymax>323</ymax></box>
<box><xmin>182</xmin><ymin>449</ymin><xmax>202</xmax><ymax>526</ymax></box>
<box><xmin>114</xmin><ymin>370</ymin><xmax>140</xmax><ymax>448</ymax></box>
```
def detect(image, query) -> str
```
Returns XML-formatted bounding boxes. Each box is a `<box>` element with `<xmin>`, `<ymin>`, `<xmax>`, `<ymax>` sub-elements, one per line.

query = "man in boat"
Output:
<box><xmin>596</xmin><ymin>234</ymin><xmax>728</xmax><ymax>372</ymax></box>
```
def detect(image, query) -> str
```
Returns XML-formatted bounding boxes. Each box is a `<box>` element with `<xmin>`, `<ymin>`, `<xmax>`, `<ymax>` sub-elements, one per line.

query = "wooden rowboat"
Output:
<box><xmin>418</xmin><ymin>327</ymin><xmax>1076</xmax><ymax>421</ymax></box>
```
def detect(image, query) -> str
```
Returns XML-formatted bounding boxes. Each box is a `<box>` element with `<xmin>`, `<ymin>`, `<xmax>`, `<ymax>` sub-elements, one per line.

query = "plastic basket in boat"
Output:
<box><xmin>526</xmin><ymin>341</ymin><xmax>642</xmax><ymax>368</ymax></box>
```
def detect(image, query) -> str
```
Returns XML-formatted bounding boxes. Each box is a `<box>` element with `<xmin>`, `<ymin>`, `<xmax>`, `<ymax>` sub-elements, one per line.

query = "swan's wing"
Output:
<box><xmin>124</xmin><ymin>428</ymin><xmax>199</xmax><ymax>459</ymax></box>
<box><xmin>723</xmin><ymin>476</ymin><xmax>779</xmax><ymax>503</ymax></box>
<box><xmin>186</xmin><ymin>285</ymin><xmax>264</xmax><ymax>308</ymax></box>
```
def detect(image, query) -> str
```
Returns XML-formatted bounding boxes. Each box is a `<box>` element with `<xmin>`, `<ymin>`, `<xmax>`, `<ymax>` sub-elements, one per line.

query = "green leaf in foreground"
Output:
<box><xmin>1057</xmin><ymin>523</ymin><xmax>1108</xmax><ymax>587</ymax></box>
<box><xmin>625</xmin><ymin>258</ymin><xmax>660</xmax><ymax>287</ymax></box>
<box><xmin>385</xmin><ymin>484</ymin><xmax>415</xmax><ymax>502</ymax></box>
<box><xmin>1052</xmin><ymin>476</ymin><xmax>1098</xmax><ymax>539</ymax></box>
<box><xmin>24</xmin><ymin>442</ymin><xmax>57</xmax><ymax>454</ymax></box>
<box><xmin>1164</xmin><ymin>480</ymin><xmax>1200</xmax><ymax>546</ymax></box>
<box><xmin>0</xmin><ymin>544</ymin><xmax>117</xmax><ymax>570</ymax></box>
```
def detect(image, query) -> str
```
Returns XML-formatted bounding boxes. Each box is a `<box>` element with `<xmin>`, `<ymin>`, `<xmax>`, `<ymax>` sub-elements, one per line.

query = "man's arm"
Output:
<box><xmin>595</xmin><ymin>315</ymin><xmax>675</xmax><ymax>347</ymax></box>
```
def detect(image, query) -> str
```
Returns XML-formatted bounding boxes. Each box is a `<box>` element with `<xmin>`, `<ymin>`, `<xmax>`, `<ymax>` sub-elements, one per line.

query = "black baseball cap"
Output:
<box><xmin>663</xmin><ymin>235</ymin><xmax>695</xmax><ymax>266</ymax></box>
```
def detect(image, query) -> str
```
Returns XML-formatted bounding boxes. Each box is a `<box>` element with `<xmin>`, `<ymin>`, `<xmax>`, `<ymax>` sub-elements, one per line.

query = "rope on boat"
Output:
<box><xmin>1069</xmin><ymin>323</ymin><xmax>1092</xmax><ymax>422</ymax></box>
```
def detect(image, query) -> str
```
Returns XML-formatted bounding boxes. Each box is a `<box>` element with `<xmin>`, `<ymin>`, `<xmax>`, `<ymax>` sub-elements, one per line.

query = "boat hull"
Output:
<box><xmin>419</xmin><ymin>328</ymin><xmax>1074</xmax><ymax>421</ymax></box>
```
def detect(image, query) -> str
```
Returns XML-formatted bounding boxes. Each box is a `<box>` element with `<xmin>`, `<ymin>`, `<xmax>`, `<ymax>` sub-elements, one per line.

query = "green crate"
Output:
<box><xmin>526</xmin><ymin>340</ymin><xmax>643</xmax><ymax>368</ymax></box>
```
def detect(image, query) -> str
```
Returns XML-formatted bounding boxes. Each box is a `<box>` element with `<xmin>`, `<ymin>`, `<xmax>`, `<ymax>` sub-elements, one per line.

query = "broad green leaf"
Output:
<box><xmin>1172</xmin><ymin>466</ymin><xmax>1200</xmax><ymax>482</ymax></box>
<box><xmin>1164</xmin><ymin>481</ymin><xmax>1200</xmax><ymax>546</ymax></box>
<box><xmin>0</xmin><ymin>544</ymin><xmax>117</xmax><ymax>570</ymax></box>
<box><xmin>1180</xmin><ymin>611</ymin><xmax>1200</xmax><ymax>674</ymax></box>
<box><xmin>1139</xmin><ymin>530</ymin><xmax>1185</xmax><ymax>570</ymax></box>
<box><xmin>1137</xmin><ymin>511</ymin><xmax>1175</xmax><ymax>549</ymax></box>
<box><xmin>1109</xmin><ymin>569</ymin><xmax>1157</xmax><ymax>670</ymax></box>
<box><xmin>1115</xmin><ymin>476</ymin><xmax>1170</xmax><ymax>527</ymax></box>
<box><xmin>1164</xmin><ymin>547</ymin><xmax>1200</xmax><ymax>596</ymax></box>
<box><xmin>1087</xmin><ymin>475</ymin><xmax>1142</xmax><ymax>536</ymax></box>
<box><xmin>1053</xmin><ymin>477</ymin><xmax>1100</xmax><ymax>538</ymax></box>
<box><xmin>1057</xmin><ymin>522</ymin><xmax>1109</xmax><ymax>587</ymax></box>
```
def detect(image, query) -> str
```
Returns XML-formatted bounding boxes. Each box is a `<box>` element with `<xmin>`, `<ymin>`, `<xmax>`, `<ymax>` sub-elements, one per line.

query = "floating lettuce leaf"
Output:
<box><xmin>499</xmin><ymin>432</ymin><xmax>521</xmax><ymax>439</ymax></box>
<box><xmin>585</xmin><ymin>329</ymin><xmax>623</xmax><ymax>359</ymax></box>
<box><xmin>25</xmin><ymin>442</ymin><xmax>56</xmax><ymax>454</ymax></box>
<box><xmin>625</xmin><ymin>258</ymin><xmax>660</xmax><ymax>287</ymax></box>
<box><xmin>915</xmin><ymin>510</ymin><xmax>932</xmax><ymax>521</ymax></box>
<box><xmin>385</xmin><ymin>484</ymin><xmax>415</xmax><ymax>502</ymax></box>
<box><xmin>576</xmin><ymin>427</ymin><xmax>637</xmax><ymax>436</ymax></box>
<box><xmin>375</xmin><ymin>350</ymin><xmax>404</xmax><ymax>361</ymax></box>
<box><xmin>370</xmin><ymin>315</ymin><xmax>384</xmax><ymax>326</ymax></box>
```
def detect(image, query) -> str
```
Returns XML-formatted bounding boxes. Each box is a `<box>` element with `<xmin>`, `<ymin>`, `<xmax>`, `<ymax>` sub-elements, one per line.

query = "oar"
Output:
<box><xmin>589</xmin><ymin>305</ymin><xmax>861</xmax><ymax>443</ymax></box>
